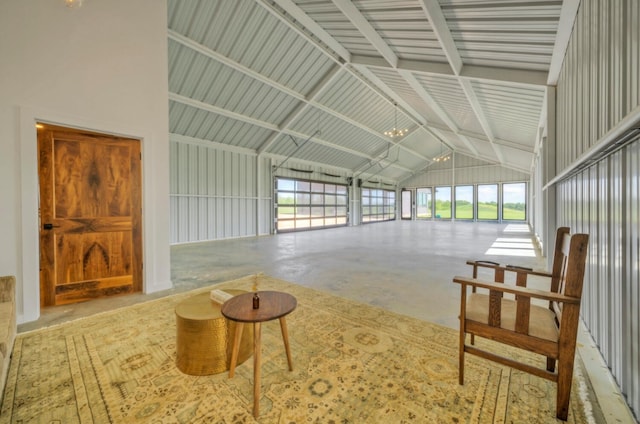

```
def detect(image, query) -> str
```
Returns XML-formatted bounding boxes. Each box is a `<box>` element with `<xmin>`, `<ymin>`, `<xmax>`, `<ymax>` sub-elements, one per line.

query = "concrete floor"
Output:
<box><xmin>18</xmin><ymin>220</ymin><xmax>636</xmax><ymax>423</ymax></box>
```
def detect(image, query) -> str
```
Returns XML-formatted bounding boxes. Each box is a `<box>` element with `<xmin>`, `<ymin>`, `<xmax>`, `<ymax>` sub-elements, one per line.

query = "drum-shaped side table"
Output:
<box><xmin>175</xmin><ymin>290</ymin><xmax>253</xmax><ymax>375</ymax></box>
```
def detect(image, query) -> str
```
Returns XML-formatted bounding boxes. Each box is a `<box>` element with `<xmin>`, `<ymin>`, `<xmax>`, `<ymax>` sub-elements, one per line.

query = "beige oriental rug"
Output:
<box><xmin>2</xmin><ymin>275</ymin><xmax>597</xmax><ymax>423</ymax></box>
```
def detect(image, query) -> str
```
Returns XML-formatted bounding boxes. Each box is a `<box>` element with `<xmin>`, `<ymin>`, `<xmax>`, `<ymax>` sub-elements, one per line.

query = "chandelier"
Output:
<box><xmin>433</xmin><ymin>143</ymin><xmax>451</xmax><ymax>162</ymax></box>
<box><xmin>64</xmin><ymin>0</ymin><xmax>83</xmax><ymax>7</ymax></box>
<box><xmin>384</xmin><ymin>103</ymin><xmax>408</xmax><ymax>138</ymax></box>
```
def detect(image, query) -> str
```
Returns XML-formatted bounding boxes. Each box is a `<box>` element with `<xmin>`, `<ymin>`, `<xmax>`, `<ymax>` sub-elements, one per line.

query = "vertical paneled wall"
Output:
<box><xmin>556</xmin><ymin>143</ymin><xmax>639</xmax><ymax>416</ymax></box>
<box><xmin>170</xmin><ymin>140</ymin><xmax>272</xmax><ymax>243</ymax></box>
<box><xmin>550</xmin><ymin>0</ymin><xmax>640</xmax><ymax>416</ymax></box>
<box><xmin>556</xmin><ymin>0</ymin><xmax>640</xmax><ymax>169</ymax></box>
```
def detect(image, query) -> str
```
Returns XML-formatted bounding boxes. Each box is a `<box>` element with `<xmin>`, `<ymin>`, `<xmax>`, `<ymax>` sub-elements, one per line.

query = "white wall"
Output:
<box><xmin>0</xmin><ymin>0</ymin><xmax>172</xmax><ymax>323</ymax></box>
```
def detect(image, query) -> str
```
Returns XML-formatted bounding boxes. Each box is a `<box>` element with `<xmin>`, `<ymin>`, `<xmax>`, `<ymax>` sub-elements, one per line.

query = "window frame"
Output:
<box><xmin>275</xmin><ymin>177</ymin><xmax>348</xmax><ymax>233</ymax></box>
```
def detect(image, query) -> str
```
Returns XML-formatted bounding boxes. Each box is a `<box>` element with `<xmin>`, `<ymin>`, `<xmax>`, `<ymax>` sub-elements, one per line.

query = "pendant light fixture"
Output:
<box><xmin>384</xmin><ymin>103</ymin><xmax>408</xmax><ymax>138</ymax></box>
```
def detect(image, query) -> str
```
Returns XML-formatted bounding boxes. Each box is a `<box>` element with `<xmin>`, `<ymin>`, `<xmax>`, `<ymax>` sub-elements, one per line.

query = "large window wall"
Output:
<box><xmin>409</xmin><ymin>183</ymin><xmax>526</xmax><ymax>222</ymax></box>
<box><xmin>362</xmin><ymin>188</ymin><xmax>396</xmax><ymax>222</ymax></box>
<box><xmin>276</xmin><ymin>178</ymin><xmax>348</xmax><ymax>232</ymax></box>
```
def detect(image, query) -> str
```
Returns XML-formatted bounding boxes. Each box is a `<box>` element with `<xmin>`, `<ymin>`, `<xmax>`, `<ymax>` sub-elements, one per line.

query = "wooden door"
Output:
<box><xmin>38</xmin><ymin>124</ymin><xmax>143</xmax><ymax>306</ymax></box>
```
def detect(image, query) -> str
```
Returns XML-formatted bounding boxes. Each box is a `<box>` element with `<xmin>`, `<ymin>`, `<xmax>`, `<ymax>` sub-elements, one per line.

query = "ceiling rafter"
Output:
<box><xmin>332</xmin><ymin>0</ymin><xmax>398</xmax><ymax>68</ymax></box>
<box><xmin>169</xmin><ymin>92</ymin><xmax>414</xmax><ymax>174</ymax></box>
<box><xmin>257</xmin><ymin>64</ymin><xmax>343</xmax><ymax>155</ymax></box>
<box><xmin>418</xmin><ymin>0</ymin><xmax>506</xmax><ymax>165</ymax></box>
<box><xmin>168</xmin><ymin>30</ymin><xmax>305</xmax><ymax>102</ymax></box>
<box><xmin>325</xmin><ymin>0</ymin><xmax>480</xmax><ymax>163</ymax></box>
<box><xmin>257</xmin><ymin>0</ymin><xmax>350</xmax><ymax>65</ymax></box>
<box><xmin>398</xmin><ymin>69</ymin><xmax>478</xmax><ymax>155</ymax></box>
<box><xmin>418</xmin><ymin>0</ymin><xmax>462</xmax><ymax>76</ymax></box>
<box><xmin>547</xmin><ymin>0</ymin><xmax>581</xmax><ymax>85</ymax></box>
<box><xmin>170</xmin><ymin>29</ymin><xmax>430</xmax><ymax>165</ymax></box>
<box><xmin>351</xmin><ymin>55</ymin><xmax>547</xmax><ymax>87</ymax></box>
<box><xmin>167</xmin><ymin>0</ymin><xmax>564</xmax><ymax>180</ymax></box>
<box><xmin>459</xmin><ymin>79</ymin><xmax>505</xmax><ymax>163</ymax></box>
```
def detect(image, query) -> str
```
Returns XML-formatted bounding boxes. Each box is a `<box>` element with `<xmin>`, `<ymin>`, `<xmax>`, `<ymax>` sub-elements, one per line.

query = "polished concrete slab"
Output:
<box><xmin>18</xmin><ymin>221</ymin><xmax>636</xmax><ymax>423</ymax></box>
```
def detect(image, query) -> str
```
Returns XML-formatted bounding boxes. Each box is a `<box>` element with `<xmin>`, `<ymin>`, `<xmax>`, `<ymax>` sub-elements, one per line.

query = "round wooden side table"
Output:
<box><xmin>222</xmin><ymin>290</ymin><xmax>297</xmax><ymax>418</ymax></box>
<box><xmin>175</xmin><ymin>290</ymin><xmax>253</xmax><ymax>375</ymax></box>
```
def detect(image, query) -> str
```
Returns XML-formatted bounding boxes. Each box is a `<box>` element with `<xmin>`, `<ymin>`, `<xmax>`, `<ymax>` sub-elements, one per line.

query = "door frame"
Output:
<box><xmin>37</xmin><ymin>124</ymin><xmax>143</xmax><ymax>306</ymax></box>
<box><xmin>401</xmin><ymin>189</ymin><xmax>413</xmax><ymax>220</ymax></box>
<box><xmin>17</xmin><ymin>106</ymin><xmax>172</xmax><ymax>323</ymax></box>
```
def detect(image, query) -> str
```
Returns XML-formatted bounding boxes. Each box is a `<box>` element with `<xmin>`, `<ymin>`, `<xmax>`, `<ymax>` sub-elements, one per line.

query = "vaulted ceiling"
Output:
<box><xmin>167</xmin><ymin>0</ymin><xmax>579</xmax><ymax>183</ymax></box>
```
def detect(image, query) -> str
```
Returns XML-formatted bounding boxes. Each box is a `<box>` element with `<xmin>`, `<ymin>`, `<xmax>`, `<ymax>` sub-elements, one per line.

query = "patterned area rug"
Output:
<box><xmin>2</xmin><ymin>275</ymin><xmax>595</xmax><ymax>423</ymax></box>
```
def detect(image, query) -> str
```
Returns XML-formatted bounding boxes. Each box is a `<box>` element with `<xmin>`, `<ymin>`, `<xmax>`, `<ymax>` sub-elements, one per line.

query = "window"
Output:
<box><xmin>455</xmin><ymin>185</ymin><xmax>474</xmax><ymax>220</ymax></box>
<box><xmin>276</xmin><ymin>178</ymin><xmax>348</xmax><ymax>232</ymax></box>
<box><xmin>434</xmin><ymin>186</ymin><xmax>452</xmax><ymax>219</ymax></box>
<box><xmin>362</xmin><ymin>188</ymin><xmax>395</xmax><ymax>223</ymax></box>
<box><xmin>502</xmin><ymin>182</ymin><xmax>526</xmax><ymax>221</ymax></box>
<box><xmin>477</xmin><ymin>184</ymin><xmax>498</xmax><ymax>220</ymax></box>
<box><xmin>416</xmin><ymin>187</ymin><xmax>432</xmax><ymax>219</ymax></box>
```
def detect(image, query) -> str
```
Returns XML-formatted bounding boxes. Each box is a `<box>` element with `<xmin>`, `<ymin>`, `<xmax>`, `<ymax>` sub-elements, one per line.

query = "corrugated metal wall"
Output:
<box><xmin>550</xmin><ymin>0</ymin><xmax>640</xmax><ymax>417</ymax></box>
<box><xmin>556</xmin><ymin>144</ymin><xmax>639</xmax><ymax>417</ymax></box>
<box><xmin>401</xmin><ymin>153</ymin><xmax>529</xmax><ymax>188</ymax></box>
<box><xmin>169</xmin><ymin>139</ymin><xmax>272</xmax><ymax>243</ymax></box>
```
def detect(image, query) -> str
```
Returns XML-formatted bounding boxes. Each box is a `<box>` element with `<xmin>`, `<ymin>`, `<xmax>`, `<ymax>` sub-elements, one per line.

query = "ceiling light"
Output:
<box><xmin>64</xmin><ymin>0</ymin><xmax>83</xmax><ymax>8</ymax></box>
<box><xmin>384</xmin><ymin>103</ymin><xmax>408</xmax><ymax>138</ymax></box>
<box><xmin>433</xmin><ymin>143</ymin><xmax>451</xmax><ymax>162</ymax></box>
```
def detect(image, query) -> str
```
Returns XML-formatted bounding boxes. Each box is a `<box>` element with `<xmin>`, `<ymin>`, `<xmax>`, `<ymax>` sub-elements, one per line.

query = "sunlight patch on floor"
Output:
<box><xmin>503</xmin><ymin>224</ymin><xmax>530</xmax><ymax>233</ymax></box>
<box><xmin>485</xmin><ymin>229</ymin><xmax>536</xmax><ymax>257</ymax></box>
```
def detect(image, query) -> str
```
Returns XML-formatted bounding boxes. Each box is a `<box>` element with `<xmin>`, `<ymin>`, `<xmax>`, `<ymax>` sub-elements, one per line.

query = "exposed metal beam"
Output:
<box><xmin>418</xmin><ymin>0</ymin><xmax>462</xmax><ymax>75</ymax></box>
<box><xmin>171</xmin><ymin>30</ymin><xmax>430</xmax><ymax>163</ymax></box>
<box><xmin>352</xmin><ymin>55</ymin><xmax>548</xmax><ymax>87</ymax></box>
<box><xmin>260</xmin><ymin>0</ymin><xmax>350</xmax><ymax>64</ymax></box>
<box><xmin>257</xmin><ymin>64</ymin><xmax>343</xmax><ymax>155</ymax></box>
<box><xmin>169</xmin><ymin>92</ymin><xmax>414</xmax><ymax>174</ymax></box>
<box><xmin>398</xmin><ymin>70</ymin><xmax>478</xmax><ymax>155</ymax></box>
<box><xmin>547</xmin><ymin>0</ymin><xmax>581</xmax><ymax>85</ymax></box>
<box><xmin>169</xmin><ymin>92</ymin><xmax>279</xmax><ymax>131</ymax></box>
<box><xmin>459</xmin><ymin>79</ymin><xmax>505</xmax><ymax>163</ymax></box>
<box><xmin>427</xmin><ymin>122</ymin><xmax>534</xmax><ymax>154</ymax></box>
<box><xmin>332</xmin><ymin>0</ymin><xmax>398</xmax><ymax>68</ymax></box>
<box><xmin>168</xmin><ymin>30</ymin><xmax>305</xmax><ymax>102</ymax></box>
<box><xmin>256</xmin><ymin>0</ymin><xmax>455</xmax><ymax>166</ymax></box>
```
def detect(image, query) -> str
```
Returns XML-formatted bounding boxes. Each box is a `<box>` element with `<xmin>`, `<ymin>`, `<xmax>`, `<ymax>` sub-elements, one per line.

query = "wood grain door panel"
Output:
<box><xmin>38</xmin><ymin>125</ymin><xmax>142</xmax><ymax>306</ymax></box>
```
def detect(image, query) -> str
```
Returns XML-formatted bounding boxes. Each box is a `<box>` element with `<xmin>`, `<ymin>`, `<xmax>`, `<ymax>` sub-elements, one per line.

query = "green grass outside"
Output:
<box><xmin>281</xmin><ymin>202</ymin><xmax>524</xmax><ymax>220</ymax></box>
<box><xmin>452</xmin><ymin>203</ymin><xmax>524</xmax><ymax>220</ymax></box>
<box><xmin>502</xmin><ymin>207</ymin><xmax>525</xmax><ymax>220</ymax></box>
